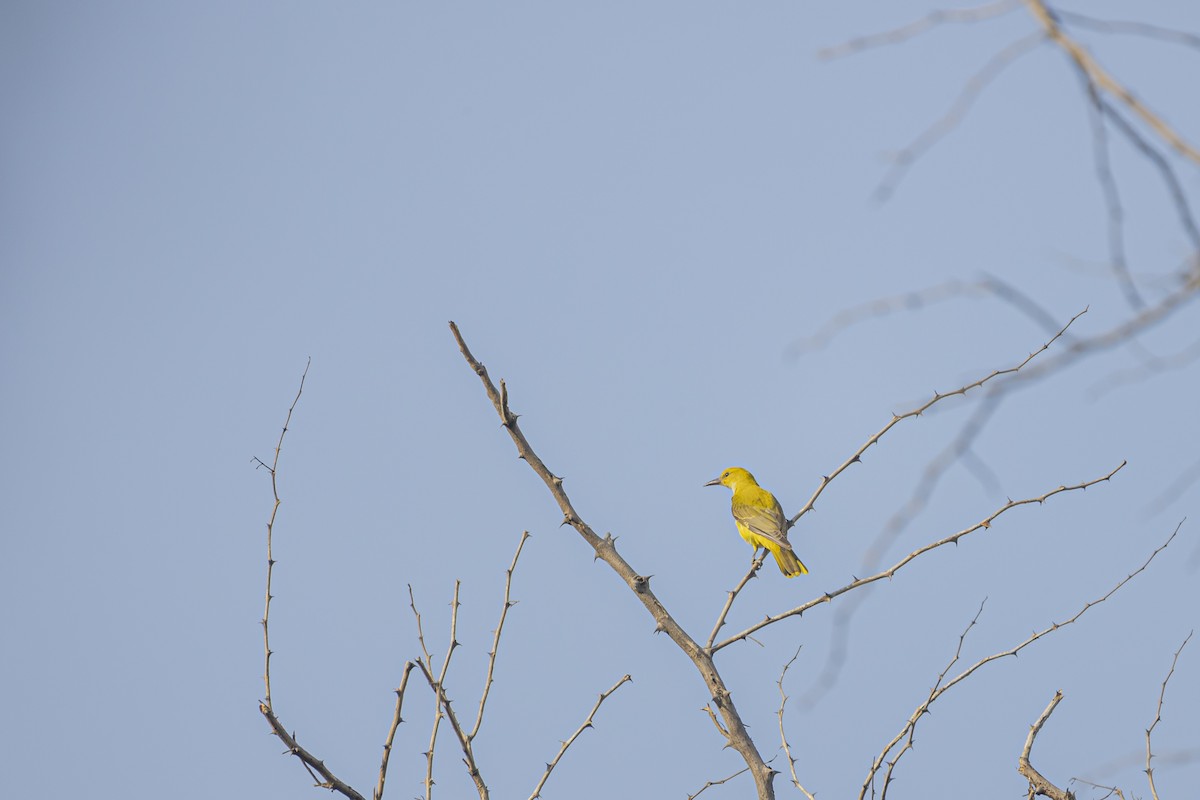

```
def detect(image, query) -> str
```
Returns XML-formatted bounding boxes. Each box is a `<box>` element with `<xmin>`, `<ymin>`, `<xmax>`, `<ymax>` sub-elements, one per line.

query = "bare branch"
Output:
<box><xmin>717</xmin><ymin>460</ymin><xmax>1127</xmax><ymax>652</ymax></box>
<box><xmin>471</xmin><ymin>531</ymin><xmax>530</xmax><ymax>742</ymax></box>
<box><xmin>375</xmin><ymin>661</ymin><xmax>417</xmax><ymax>800</ymax></box>
<box><xmin>1146</xmin><ymin>631</ymin><xmax>1193</xmax><ymax>800</ymax></box>
<box><xmin>1018</xmin><ymin>691</ymin><xmax>1073</xmax><ymax>800</ymax></box>
<box><xmin>818</xmin><ymin>0</ymin><xmax>1021</xmax><ymax>60</ymax></box>
<box><xmin>789</xmin><ymin>308</ymin><xmax>1086</xmax><ymax>529</ymax></box>
<box><xmin>528</xmin><ymin>674</ymin><xmax>633</xmax><ymax>800</ymax></box>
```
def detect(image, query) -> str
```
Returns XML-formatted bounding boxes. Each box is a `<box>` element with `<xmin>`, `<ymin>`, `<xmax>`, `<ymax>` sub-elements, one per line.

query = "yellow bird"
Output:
<box><xmin>706</xmin><ymin>467</ymin><xmax>808</xmax><ymax>577</ymax></box>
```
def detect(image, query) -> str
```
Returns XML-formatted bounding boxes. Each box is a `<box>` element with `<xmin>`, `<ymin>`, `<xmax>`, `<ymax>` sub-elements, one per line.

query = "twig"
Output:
<box><xmin>471</xmin><ymin>531</ymin><xmax>529</xmax><ymax>742</ymax></box>
<box><xmin>789</xmin><ymin>308</ymin><xmax>1086</xmax><ymax>529</ymax></box>
<box><xmin>527</xmin><ymin>674</ymin><xmax>632</xmax><ymax>800</ymax></box>
<box><xmin>1069</xmin><ymin>778</ymin><xmax>1125</xmax><ymax>800</ymax></box>
<box><xmin>1018</xmin><ymin>691</ymin><xmax>1074</xmax><ymax>800</ymax></box>
<box><xmin>1079</xmin><ymin>71</ymin><xmax>1142</xmax><ymax>309</ymax></box>
<box><xmin>375</xmin><ymin>661</ymin><xmax>416</xmax><ymax>800</ymax></box>
<box><xmin>716</xmin><ymin>460</ymin><xmax>1127</xmax><ymax>652</ymax></box>
<box><xmin>1146</xmin><ymin>631</ymin><xmax>1193</xmax><ymax>800</ymax></box>
<box><xmin>257</xmin><ymin>357</ymin><xmax>310</xmax><ymax>711</ymax></box>
<box><xmin>776</xmin><ymin>648</ymin><xmax>816</xmax><ymax>800</ymax></box>
<box><xmin>687</xmin><ymin>767</ymin><xmax>753</xmax><ymax>800</ymax></box>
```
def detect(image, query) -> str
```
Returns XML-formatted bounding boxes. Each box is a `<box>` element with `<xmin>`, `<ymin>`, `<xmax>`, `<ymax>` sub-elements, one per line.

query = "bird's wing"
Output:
<box><xmin>732</xmin><ymin>496</ymin><xmax>792</xmax><ymax>548</ymax></box>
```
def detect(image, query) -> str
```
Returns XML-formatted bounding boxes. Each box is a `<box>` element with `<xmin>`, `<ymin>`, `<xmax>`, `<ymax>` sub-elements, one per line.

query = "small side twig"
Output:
<box><xmin>687</xmin><ymin>767</ymin><xmax>753</xmax><ymax>800</ymax></box>
<box><xmin>528</xmin><ymin>674</ymin><xmax>632</xmax><ymax>800</ymax></box>
<box><xmin>1146</xmin><ymin>631</ymin><xmax>1193</xmax><ymax>800</ymax></box>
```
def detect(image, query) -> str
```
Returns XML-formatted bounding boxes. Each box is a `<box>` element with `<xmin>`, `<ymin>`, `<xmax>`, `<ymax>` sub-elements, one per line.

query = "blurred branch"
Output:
<box><xmin>1146</xmin><ymin>631</ymin><xmax>1193</xmax><ymax>800</ymax></box>
<box><xmin>819</xmin><ymin>0</ymin><xmax>1021</xmax><ymax>60</ymax></box>
<box><xmin>873</xmin><ymin>32</ymin><xmax>1044</xmax><ymax>202</ymax></box>
<box><xmin>785</xmin><ymin>274</ymin><xmax>1066</xmax><ymax>358</ymax></box>
<box><xmin>528</xmin><ymin>674</ymin><xmax>633</xmax><ymax>800</ymax></box>
<box><xmin>1024</xmin><ymin>0</ymin><xmax>1200</xmax><ymax>166</ymax></box>
<box><xmin>451</xmin><ymin>321</ymin><xmax>781</xmax><ymax>799</ymax></box>
<box><xmin>1080</xmin><ymin>73</ymin><xmax>1142</xmax><ymax>309</ymax></box>
<box><xmin>1018</xmin><ymin>691</ymin><xmax>1074</xmax><ymax>800</ymax></box>
<box><xmin>1055</xmin><ymin>11</ymin><xmax>1200</xmax><ymax>50</ymax></box>
<box><xmin>716</xmin><ymin>459</ymin><xmax>1126</xmax><ymax>652</ymax></box>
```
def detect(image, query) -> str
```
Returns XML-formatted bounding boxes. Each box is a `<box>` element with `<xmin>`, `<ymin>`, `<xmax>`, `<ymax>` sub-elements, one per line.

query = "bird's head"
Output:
<box><xmin>705</xmin><ymin>467</ymin><xmax>757</xmax><ymax>490</ymax></box>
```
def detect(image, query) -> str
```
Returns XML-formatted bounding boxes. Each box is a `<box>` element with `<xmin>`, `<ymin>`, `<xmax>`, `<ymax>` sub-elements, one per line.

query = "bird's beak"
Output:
<box><xmin>704</xmin><ymin>476</ymin><xmax>722</xmax><ymax>487</ymax></box>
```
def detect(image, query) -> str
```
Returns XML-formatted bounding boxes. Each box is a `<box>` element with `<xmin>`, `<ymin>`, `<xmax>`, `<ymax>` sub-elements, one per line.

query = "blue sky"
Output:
<box><xmin>2</xmin><ymin>3</ymin><xmax>1198</xmax><ymax>798</ymax></box>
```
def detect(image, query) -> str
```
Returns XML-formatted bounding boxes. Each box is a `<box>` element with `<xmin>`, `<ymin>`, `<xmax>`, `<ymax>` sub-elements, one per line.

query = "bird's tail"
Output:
<box><xmin>772</xmin><ymin>546</ymin><xmax>809</xmax><ymax>578</ymax></box>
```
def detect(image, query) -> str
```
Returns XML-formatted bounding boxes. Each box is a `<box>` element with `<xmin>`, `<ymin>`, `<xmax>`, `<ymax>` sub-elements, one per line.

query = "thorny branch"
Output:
<box><xmin>256</xmin><ymin>359</ymin><xmax>367</xmax><ymax>800</ymax></box>
<box><xmin>528</xmin><ymin>674</ymin><xmax>633</xmax><ymax>800</ymax></box>
<box><xmin>1146</xmin><ymin>631</ymin><xmax>1193</xmax><ymax>800</ymax></box>
<box><xmin>375</xmin><ymin>661</ymin><xmax>416</xmax><ymax>800</ymax></box>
